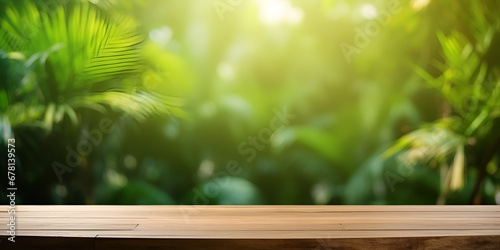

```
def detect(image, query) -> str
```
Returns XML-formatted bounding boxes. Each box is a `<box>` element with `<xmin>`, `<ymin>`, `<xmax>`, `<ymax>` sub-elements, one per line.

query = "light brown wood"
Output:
<box><xmin>1</xmin><ymin>205</ymin><xmax>499</xmax><ymax>249</ymax></box>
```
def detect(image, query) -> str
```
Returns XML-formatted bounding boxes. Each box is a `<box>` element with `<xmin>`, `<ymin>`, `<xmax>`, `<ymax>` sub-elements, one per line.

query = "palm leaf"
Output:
<box><xmin>1</xmin><ymin>1</ymin><xmax>144</xmax><ymax>92</ymax></box>
<box><xmin>1</xmin><ymin>0</ymin><xmax>186</xmax><ymax>129</ymax></box>
<box><xmin>75</xmin><ymin>92</ymin><xmax>187</xmax><ymax>121</ymax></box>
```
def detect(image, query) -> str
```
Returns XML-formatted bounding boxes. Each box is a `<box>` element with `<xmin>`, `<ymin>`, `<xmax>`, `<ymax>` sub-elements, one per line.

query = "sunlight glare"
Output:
<box><xmin>149</xmin><ymin>26</ymin><xmax>173</xmax><ymax>46</ymax></box>
<box><xmin>257</xmin><ymin>0</ymin><xmax>303</xmax><ymax>25</ymax></box>
<box><xmin>360</xmin><ymin>4</ymin><xmax>377</xmax><ymax>20</ymax></box>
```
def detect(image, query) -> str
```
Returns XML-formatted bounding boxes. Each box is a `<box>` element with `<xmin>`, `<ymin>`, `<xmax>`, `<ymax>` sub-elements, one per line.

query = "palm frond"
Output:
<box><xmin>384</xmin><ymin>119</ymin><xmax>467</xmax><ymax>191</ymax></box>
<box><xmin>1</xmin><ymin>1</ymin><xmax>144</xmax><ymax>92</ymax></box>
<box><xmin>72</xmin><ymin>92</ymin><xmax>186</xmax><ymax>121</ymax></box>
<box><xmin>1</xmin><ymin>0</ymin><xmax>187</xmax><ymax>131</ymax></box>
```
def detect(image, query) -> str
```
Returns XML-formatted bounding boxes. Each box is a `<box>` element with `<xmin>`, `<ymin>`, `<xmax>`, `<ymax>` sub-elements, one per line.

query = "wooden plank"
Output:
<box><xmin>3</xmin><ymin>211</ymin><xmax>500</xmax><ymax>220</ymax></box>
<box><xmin>3</xmin><ymin>217</ymin><xmax>499</xmax><ymax>232</ymax></box>
<box><xmin>2</xmin><ymin>235</ymin><xmax>499</xmax><ymax>250</ymax></box>
<box><xmin>3</xmin><ymin>205</ymin><xmax>500</xmax><ymax>212</ymax></box>
<box><xmin>93</xmin><ymin>236</ymin><xmax>500</xmax><ymax>250</ymax></box>
<box><xmin>1</xmin><ymin>205</ymin><xmax>499</xmax><ymax>249</ymax></box>
<box><xmin>10</xmin><ymin>229</ymin><xmax>500</xmax><ymax>239</ymax></box>
<box><xmin>0</xmin><ymin>223</ymin><xmax>137</xmax><ymax>231</ymax></box>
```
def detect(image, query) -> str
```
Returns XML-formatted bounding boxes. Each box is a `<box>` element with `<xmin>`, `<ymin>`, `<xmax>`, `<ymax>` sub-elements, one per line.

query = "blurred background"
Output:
<box><xmin>1</xmin><ymin>0</ymin><xmax>500</xmax><ymax>205</ymax></box>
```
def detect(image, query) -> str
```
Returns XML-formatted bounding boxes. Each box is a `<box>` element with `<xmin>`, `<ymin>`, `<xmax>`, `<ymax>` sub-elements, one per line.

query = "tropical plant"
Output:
<box><xmin>386</xmin><ymin>1</ymin><xmax>500</xmax><ymax>204</ymax></box>
<box><xmin>2</xmin><ymin>0</ymin><xmax>499</xmax><ymax>206</ymax></box>
<box><xmin>0</xmin><ymin>0</ymin><xmax>184</xmax><ymax>143</ymax></box>
<box><xmin>0</xmin><ymin>0</ymin><xmax>189</xmax><ymax>203</ymax></box>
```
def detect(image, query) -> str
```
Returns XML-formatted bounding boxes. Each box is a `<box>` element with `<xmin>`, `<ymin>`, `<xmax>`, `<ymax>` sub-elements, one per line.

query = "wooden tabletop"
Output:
<box><xmin>1</xmin><ymin>205</ymin><xmax>500</xmax><ymax>249</ymax></box>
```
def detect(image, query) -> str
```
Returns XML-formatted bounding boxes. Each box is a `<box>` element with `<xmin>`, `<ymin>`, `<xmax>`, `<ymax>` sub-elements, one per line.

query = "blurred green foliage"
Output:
<box><xmin>1</xmin><ymin>0</ymin><xmax>500</xmax><ymax>205</ymax></box>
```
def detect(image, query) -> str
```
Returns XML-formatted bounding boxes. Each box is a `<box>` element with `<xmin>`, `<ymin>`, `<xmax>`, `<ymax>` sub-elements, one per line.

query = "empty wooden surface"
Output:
<box><xmin>1</xmin><ymin>205</ymin><xmax>500</xmax><ymax>249</ymax></box>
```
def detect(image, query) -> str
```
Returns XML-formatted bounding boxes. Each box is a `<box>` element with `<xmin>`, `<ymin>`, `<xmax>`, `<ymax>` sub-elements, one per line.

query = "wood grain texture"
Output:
<box><xmin>1</xmin><ymin>205</ymin><xmax>499</xmax><ymax>249</ymax></box>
